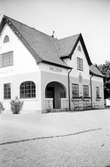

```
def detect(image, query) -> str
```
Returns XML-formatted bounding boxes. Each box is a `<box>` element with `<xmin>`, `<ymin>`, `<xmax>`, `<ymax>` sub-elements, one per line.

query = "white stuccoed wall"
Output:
<box><xmin>64</xmin><ymin>41</ymin><xmax>90</xmax><ymax>99</ymax></box>
<box><xmin>91</xmin><ymin>76</ymin><xmax>104</xmax><ymax>108</ymax></box>
<box><xmin>65</xmin><ymin>41</ymin><xmax>90</xmax><ymax>79</ymax></box>
<box><xmin>39</xmin><ymin>63</ymin><xmax>69</xmax><ymax>111</ymax></box>
<box><xmin>64</xmin><ymin>41</ymin><xmax>104</xmax><ymax>109</ymax></box>
<box><xmin>0</xmin><ymin>24</ymin><xmax>42</xmax><ymax>113</ymax></box>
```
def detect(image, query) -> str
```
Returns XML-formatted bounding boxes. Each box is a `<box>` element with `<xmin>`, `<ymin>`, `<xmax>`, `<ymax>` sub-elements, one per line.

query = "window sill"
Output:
<box><xmin>96</xmin><ymin>97</ymin><xmax>101</xmax><ymax>101</ymax></box>
<box><xmin>77</xmin><ymin>69</ymin><xmax>83</xmax><ymax>71</ymax></box>
<box><xmin>4</xmin><ymin>99</ymin><xmax>11</xmax><ymax>100</ymax></box>
<box><xmin>72</xmin><ymin>97</ymin><xmax>80</xmax><ymax>99</ymax></box>
<box><xmin>20</xmin><ymin>97</ymin><xmax>37</xmax><ymax>101</ymax></box>
<box><xmin>83</xmin><ymin>97</ymin><xmax>91</xmax><ymax>99</ymax></box>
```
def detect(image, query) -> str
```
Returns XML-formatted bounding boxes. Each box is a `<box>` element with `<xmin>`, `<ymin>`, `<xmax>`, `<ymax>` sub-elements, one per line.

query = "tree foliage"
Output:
<box><xmin>96</xmin><ymin>61</ymin><xmax>110</xmax><ymax>99</ymax></box>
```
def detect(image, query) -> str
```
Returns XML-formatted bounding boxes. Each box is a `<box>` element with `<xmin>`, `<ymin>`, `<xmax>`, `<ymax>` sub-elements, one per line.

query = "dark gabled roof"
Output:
<box><xmin>1</xmin><ymin>15</ymin><xmax>102</xmax><ymax>78</ymax></box>
<box><xmin>57</xmin><ymin>34</ymin><xmax>80</xmax><ymax>57</ymax></box>
<box><xmin>90</xmin><ymin>65</ymin><xmax>104</xmax><ymax>78</ymax></box>
<box><xmin>57</xmin><ymin>33</ymin><xmax>92</xmax><ymax>66</ymax></box>
<box><xmin>0</xmin><ymin>15</ymin><xmax>71</xmax><ymax>69</ymax></box>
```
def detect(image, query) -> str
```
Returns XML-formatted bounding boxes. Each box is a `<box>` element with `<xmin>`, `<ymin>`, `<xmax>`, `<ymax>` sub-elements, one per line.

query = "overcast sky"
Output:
<box><xmin>0</xmin><ymin>0</ymin><xmax>110</xmax><ymax>65</ymax></box>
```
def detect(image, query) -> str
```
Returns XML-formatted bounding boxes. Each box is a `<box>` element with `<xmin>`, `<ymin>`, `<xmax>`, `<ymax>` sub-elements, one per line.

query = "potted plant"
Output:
<box><xmin>10</xmin><ymin>97</ymin><xmax>23</xmax><ymax>114</ymax></box>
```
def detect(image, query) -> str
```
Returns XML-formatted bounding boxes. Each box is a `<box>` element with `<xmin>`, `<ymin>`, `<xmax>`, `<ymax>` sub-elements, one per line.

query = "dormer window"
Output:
<box><xmin>3</xmin><ymin>35</ymin><xmax>10</xmax><ymax>43</ymax></box>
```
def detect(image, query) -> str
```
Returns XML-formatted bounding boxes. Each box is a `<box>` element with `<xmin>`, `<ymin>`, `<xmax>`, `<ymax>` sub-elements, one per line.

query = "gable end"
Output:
<box><xmin>61</xmin><ymin>34</ymin><xmax>92</xmax><ymax>66</ymax></box>
<box><xmin>0</xmin><ymin>16</ymin><xmax>42</xmax><ymax>64</ymax></box>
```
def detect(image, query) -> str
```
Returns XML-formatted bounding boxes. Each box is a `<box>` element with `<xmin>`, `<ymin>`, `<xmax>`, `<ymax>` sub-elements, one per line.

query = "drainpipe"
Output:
<box><xmin>68</xmin><ymin>68</ymin><xmax>72</xmax><ymax>111</ymax></box>
<box><xmin>90</xmin><ymin>74</ymin><xmax>93</xmax><ymax>108</ymax></box>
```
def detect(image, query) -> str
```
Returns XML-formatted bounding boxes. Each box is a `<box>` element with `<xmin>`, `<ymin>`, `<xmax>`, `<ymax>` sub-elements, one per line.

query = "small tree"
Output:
<box><xmin>10</xmin><ymin>97</ymin><xmax>23</xmax><ymax>114</ymax></box>
<box><xmin>96</xmin><ymin>61</ymin><xmax>110</xmax><ymax>99</ymax></box>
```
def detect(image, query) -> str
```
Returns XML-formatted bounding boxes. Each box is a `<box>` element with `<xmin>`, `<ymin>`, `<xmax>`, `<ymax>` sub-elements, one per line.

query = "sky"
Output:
<box><xmin>0</xmin><ymin>0</ymin><xmax>110</xmax><ymax>65</ymax></box>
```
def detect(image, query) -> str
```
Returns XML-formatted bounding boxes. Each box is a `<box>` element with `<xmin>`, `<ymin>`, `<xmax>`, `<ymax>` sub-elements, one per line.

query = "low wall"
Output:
<box><xmin>92</xmin><ymin>99</ymin><xmax>105</xmax><ymax>109</ymax></box>
<box><xmin>61</xmin><ymin>98</ymin><xmax>69</xmax><ymax>110</ymax></box>
<box><xmin>71</xmin><ymin>98</ymin><xmax>91</xmax><ymax>111</ymax></box>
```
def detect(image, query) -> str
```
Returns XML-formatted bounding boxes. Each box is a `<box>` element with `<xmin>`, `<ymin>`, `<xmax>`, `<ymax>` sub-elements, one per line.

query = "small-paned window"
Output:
<box><xmin>20</xmin><ymin>81</ymin><xmax>36</xmax><ymax>98</ymax></box>
<box><xmin>83</xmin><ymin>85</ymin><xmax>89</xmax><ymax>97</ymax></box>
<box><xmin>0</xmin><ymin>51</ymin><xmax>13</xmax><ymax>67</ymax></box>
<box><xmin>77</xmin><ymin>57</ymin><xmax>83</xmax><ymax>71</ymax></box>
<box><xmin>3</xmin><ymin>35</ymin><xmax>10</xmax><ymax>43</ymax></box>
<box><xmin>4</xmin><ymin>83</ymin><xmax>11</xmax><ymax>99</ymax></box>
<box><xmin>96</xmin><ymin>86</ymin><xmax>100</xmax><ymax>99</ymax></box>
<box><xmin>72</xmin><ymin>84</ymin><xmax>79</xmax><ymax>98</ymax></box>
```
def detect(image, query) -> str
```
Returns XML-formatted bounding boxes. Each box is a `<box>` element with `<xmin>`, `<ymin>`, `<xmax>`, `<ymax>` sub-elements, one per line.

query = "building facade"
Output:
<box><xmin>0</xmin><ymin>15</ymin><xmax>104</xmax><ymax>113</ymax></box>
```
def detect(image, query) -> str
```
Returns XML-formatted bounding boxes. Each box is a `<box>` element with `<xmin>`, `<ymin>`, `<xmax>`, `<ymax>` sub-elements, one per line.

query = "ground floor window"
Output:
<box><xmin>4</xmin><ymin>83</ymin><xmax>11</xmax><ymax>99</ymax></box>
<box><xmin>96</xmin><ymin>86</ymin><xmax>100</xmax><ymax>99</ymax></box>
<box><xmin>83</xmin><ymin>85</ymin><xmax>89</xmax><ymax>97</ymax></box>
<box><xmin>20</xmin><ymin>81</ymin><xmax>36</xmax><ymax>98</ymax></box>
<box><xmin>72</xmin><ymin>84</ymin><xmax>79</xmax><ymax>98</ymax></box>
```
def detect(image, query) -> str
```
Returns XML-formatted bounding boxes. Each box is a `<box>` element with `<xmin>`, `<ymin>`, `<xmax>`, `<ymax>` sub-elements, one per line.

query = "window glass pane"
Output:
<box><xmin>0</xmin><ymin>51</ymin><xmax>13</xmax><ymax>67</ymax></box>
<box><xmin>3</xmin><ymin>35</ymin><xmax>10</xmax><ymax>43</ymax></box>
<box><xmin>20</xmin><ymin>81</ymin><xmax>36</xmax><ymax>98</ymax></box>
<box><xmin>77</xmin><ymin>57</ymin><xmax>83</xmax><ymax>71</ymax></box>
<box><xmin>72</xmin><ymin>84</ymin><xmax>79</xmax><ymax>98</ymax></box>
<box><xmin>83</xmin><ymin>85</ymin><xmax>89</xmax><ymax>97</ymax></box>
<box><xmin>4</xmin><ymin>83</ymin><xmax>11</xmax><ymax>99</ymax></box>
<box><xmin>96</xmin><ymin>87</ymin><xmax>100</xmax><ymax>98</ymax></box>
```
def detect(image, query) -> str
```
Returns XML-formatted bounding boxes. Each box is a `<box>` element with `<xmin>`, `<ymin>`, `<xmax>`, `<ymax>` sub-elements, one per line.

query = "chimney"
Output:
<box><xmin>52</xmin><ymin>30</ymin><xmax>55</xmax><ymax>38</ymax></box>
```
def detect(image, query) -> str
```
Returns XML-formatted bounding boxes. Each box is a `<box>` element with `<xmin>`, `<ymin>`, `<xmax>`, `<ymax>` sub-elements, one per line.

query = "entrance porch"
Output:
<box><xmin>45</xmin><ymin>81</ymin><xmax>68</xmax><ymax>111</ymax></box>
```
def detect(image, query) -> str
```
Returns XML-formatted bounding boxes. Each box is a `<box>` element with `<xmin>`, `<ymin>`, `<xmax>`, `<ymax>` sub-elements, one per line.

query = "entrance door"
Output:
<box><xmin>45</xmin><ymin>82</ymin><xmax>66</xmax><ymax>109</ymax></box>
<box><xmin>46</xmin><ymin>87</ymin><xmax>55</xmax><ymax>108</ymax></box>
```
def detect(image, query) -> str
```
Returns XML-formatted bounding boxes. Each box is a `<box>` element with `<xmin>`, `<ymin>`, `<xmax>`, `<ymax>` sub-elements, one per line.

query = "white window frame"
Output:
<box><xmin>77</xmin><ymin>57</ymin><xmax>83</xmax><ymax>71</ymax></box>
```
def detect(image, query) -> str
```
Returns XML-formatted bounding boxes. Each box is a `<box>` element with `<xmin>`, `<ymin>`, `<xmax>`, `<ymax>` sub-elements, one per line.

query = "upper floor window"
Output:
<box><xmin>77</xmin><ymin>57</ymin><xmax>83</xmax><ymax>71</ymax></box>
<box><xmin>78</xmin><ymin>45</ymin><xmax>81</xmax><ymax>52</ymax></box>
<box><xmin>20</xmin><ymin>81</ymin><xmax>36</xmax><ymax>98</ymax></box>
<box><xmin>72</xmin><ymin>84</ymin><xmax>79</xmax><ymax>98</ymax></box>
<box><xmin>83</xmin><ymin>85</ymin><xmax>89</xmax><ymax>97</ymax></box>
<box><xmin>3</xmin><ymin>35</ymin><xmax>10</xmax><ymax>43</ymax></box>
<box><xmin>96</xmin><ymin>86</ymin><xmax>100</xmax><ymax>99</ymax></box>
<box><xmin>0</xmin><ymin>51</ymin><xmax>13</xmax><ymax>68</ymax></box>
<box><xmin>4</xmin><ymin>83</ymin><xmax>11</xmax><ymax>99</ymax></box>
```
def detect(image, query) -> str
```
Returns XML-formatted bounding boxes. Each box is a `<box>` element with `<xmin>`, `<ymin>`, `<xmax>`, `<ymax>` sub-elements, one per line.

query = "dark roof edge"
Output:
<box><xmin>40</xmin><ymin>60</ymin><xmax>72</xmax><ymax>69</ymax></box>
<box><xmin>3</xmin><ymin>15</ymin><xmax>51</xmax><ymax>37</ymax></box>
<box><xmin>90</xmin><ymin>71</ymin><xmax>105</xmax><ymax>78</ymax></box>
<box><xmin>79</xmin><ymin>34</ymin><xmax>92</xmax><ymax>65</ymax></box>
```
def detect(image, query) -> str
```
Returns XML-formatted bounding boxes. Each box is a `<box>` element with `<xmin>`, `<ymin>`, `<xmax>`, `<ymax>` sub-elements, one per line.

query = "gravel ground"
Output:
<box><xmin>0</xmin><ymin>109</ymin><xmax>110</xmax><ymax>167</ymax></box>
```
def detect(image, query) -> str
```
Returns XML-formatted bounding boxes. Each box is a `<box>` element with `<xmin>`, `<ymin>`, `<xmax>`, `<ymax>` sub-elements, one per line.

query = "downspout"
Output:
<box><xmin>90</xmin><ymin>74</ymin><xmax>93</xmax><ymax>108</ymax></box>
<box><xmin>68</xmin><ymin>68</ymin><xmax>72</xmax><ymax>111</ymax></box>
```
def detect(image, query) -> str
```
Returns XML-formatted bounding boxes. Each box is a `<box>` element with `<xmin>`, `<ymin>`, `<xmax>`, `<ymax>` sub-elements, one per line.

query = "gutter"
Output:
<box><xmin>68</xmin><ymin>68</ymin><xmax>72</xmax><ymax>111</ymax></box>
<box><xmin>90</xmin><ymin>74</ymin><xmax>93</xmax><ymax>108</ymax></box>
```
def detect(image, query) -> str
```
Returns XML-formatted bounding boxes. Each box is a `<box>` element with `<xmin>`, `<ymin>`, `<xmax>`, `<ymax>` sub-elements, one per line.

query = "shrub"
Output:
<box><xmin>0</xmin><ymin>102</ymin><xmax>5</xmax><ymax>113</ymax></box>
<box><xmin>10</xmin><ymin>97</ymin><xmax>23</xmax><ymax>114</ymax></box>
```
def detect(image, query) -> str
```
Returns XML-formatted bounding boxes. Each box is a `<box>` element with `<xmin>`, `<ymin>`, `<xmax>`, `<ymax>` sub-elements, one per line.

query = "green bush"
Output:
<box><xmin>0</xmin><ymin>102</ymin><xmax>5</xmax><ymax>113</ymax></box>
<box><xmin>10</xmin><ymin>97</ymin><xmax>23</xmax><ymax>114</ymax></box>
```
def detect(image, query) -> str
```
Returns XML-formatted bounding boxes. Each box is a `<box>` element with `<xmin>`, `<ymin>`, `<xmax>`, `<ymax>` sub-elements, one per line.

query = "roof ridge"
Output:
<box><xmin>58</xmin><ymin>33</ymin><xmax>80</xmax><ymax>41</ymax></box>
